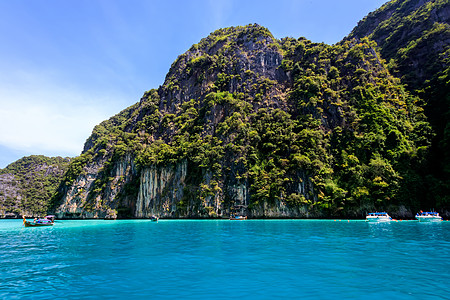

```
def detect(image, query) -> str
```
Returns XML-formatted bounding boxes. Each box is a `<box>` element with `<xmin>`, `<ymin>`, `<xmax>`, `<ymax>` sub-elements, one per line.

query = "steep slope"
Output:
<box><xmin>348</xmin><ymin>0</ymin><xmax>449</xmax><ymax>90</ymax></box>
<box><xmin>348</xmin><ymin>0</ymin><xmax>450</xmax><ymax>210</ymax></box>
<box><xmin>52</xmin><ymin>24</ymin><xmax>431</xmax><ymax>219</ymax></box>
<box><xmin>0</xmin><ymin>155</ymin><xmax>71</xmax><ymax>217</ymax></box>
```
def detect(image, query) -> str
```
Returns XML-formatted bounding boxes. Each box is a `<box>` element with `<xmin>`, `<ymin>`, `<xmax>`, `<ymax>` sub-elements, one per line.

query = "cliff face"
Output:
<box><xmin>50</xmin><ymin>22</ymin><xmax>432</xmax><ymax>219</ymax></box>
<box><xmin>348</xmin><ymin>0</ymin><xmax>450</xmax><ymax>210</ymax></box>
<box><xmin>348</xmin><ymin>0</ymin><xmax>449</xmax><ymax>90</ymax></box>
<box><xmin>135</xmin><ymin>161</ymin><xmax>187</xmax><ymax>218</ymax></box>
<box><xmin>55</xmin><ymin>25</ymin><xmax>300</xmax><ymax>219</ymax></box>
<box><xmin>0</xmin><ymin>173</ymin><xmax>21</xmax><ymax>217</ymax></box>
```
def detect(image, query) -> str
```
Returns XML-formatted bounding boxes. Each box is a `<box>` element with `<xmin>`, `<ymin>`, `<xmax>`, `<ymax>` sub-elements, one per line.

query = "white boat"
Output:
<box><xmin>366</xmin><ymin>212</ymin><xmax>392</xmax><ymax>222</ymax></box>
<box><xmin>415</xmin><ymin>211</ymin><xmax>442</xmax><ymax>222</ymax></box>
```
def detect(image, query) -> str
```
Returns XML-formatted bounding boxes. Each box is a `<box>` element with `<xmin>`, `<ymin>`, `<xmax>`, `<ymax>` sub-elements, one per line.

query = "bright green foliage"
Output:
<box><xmin>348</xmin><ymin>0</ymin><xmax>449</xmax><ymax>210</ymax></box>
<box><xmin>54</xmin><ymin>23</ymin><xmax>433</xmax><ymax>217</ymax></box>
<box><xmin>0</xmin><ymin>156</ymin><xmax>71</xmax><ymax>216</ymax></box>
<box><xmin>280</xmin><ymin>36</ymin><xmax>432</xmax><ymax>212</ymax></box>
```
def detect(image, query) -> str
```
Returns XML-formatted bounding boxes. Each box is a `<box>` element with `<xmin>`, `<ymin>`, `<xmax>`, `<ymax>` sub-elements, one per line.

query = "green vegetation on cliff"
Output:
<box><xmin>348</xmin><ymin>0</ymin><xmax>450</xmax><ymax>209</ymax></box>
<box><xmin>53</xmin><ymin>23</ymin><xmax>433</xmax><ymax>218</ymax></box>
<box><xmin>0</xmin><ymin>155</ymin><xmax>71</xmax><ymax>217</ymax></box>
<box><xmin>7</xmin><ymin>1</ymin><xmax>445</xmax><ymax>218</ymax></box>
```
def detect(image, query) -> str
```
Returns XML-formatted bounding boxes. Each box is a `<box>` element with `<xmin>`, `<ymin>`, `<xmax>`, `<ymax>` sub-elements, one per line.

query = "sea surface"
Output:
<box><xmin>0</xmin><ymin>219</ymin><xmax>449</xmax><ymax>299</ymax></box>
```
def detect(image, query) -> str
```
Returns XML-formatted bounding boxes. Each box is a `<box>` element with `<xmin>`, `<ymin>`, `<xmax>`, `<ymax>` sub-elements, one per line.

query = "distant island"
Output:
<box><xmin>1</xmin><ymin>0</ymin><xmax>449</xmax><ymax>220</ymax></box>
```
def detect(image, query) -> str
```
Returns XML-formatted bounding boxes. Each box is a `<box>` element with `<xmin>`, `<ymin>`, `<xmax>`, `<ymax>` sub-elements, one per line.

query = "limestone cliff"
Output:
<box><xmin>348</xmin><ymin>0</ymin><xmax>450</xmax><ymax>213</ymax></box>
<box><xmin>348</xmin><ymin>0</ymin><xmax>449</xmax><ymax>90</ymax></box>
<box><xmin>52</xmin><ymin>23</ymin><xmax>432</xmax><ymax>219</ymax></box>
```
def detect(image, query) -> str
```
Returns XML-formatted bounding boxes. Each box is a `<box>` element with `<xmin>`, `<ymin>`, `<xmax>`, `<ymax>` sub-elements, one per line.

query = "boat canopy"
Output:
<box><xmin>417</xmin><ymin>211</ymin><xmax>439</xmax><ymax>215</ymax></box>
<box><xmin>36</xmin><ymin>219</ymin><xmax>52</xmax><ymax>223</ymax></box>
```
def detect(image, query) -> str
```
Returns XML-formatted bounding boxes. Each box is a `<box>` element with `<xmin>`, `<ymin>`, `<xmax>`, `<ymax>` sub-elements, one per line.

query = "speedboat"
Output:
<box><xmin>415</xmin><ymin>211</ymin><xmax>442</xmax><ymax>222</ymax></box>
<box><xmin>365</xmin><ymin>212</ymin><xmax>392</xmax><ymax>222</ymax></box>
<box><xmin>23</xmin><ymin>215</ymin><xmax>54</xmax><ymax>227</ymax></box>
<box><xmin>229</xmin><ymin>215</ymin><xmax>247</xmax><ymax>220</ymax></box>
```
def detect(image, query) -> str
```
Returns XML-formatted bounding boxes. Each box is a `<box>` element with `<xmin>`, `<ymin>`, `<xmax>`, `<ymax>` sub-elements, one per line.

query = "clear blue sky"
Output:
<box><xmin>0</xmin><ymin>0</ymin><xmax>387</xmax><ymax>168</ymax></box>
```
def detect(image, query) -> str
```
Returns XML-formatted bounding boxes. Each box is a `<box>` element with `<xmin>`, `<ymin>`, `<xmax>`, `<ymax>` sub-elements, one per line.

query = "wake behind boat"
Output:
<box><xmin>415</xmin><ymin>211</ymin><xmax>442</xmax><ymax>222</ymax></box>
<box><xmin>366</xmin><ymin>212</ymin><xmax>392</xmax><ymax>222</ymax></box>
<box><xmin>23</xmin><ymin>215</ymin><xmax>54</xmax><ymax>227</ymax></box>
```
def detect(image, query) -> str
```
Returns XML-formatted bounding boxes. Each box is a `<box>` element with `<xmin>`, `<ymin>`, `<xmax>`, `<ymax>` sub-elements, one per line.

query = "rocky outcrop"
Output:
<box><xmin>55</xmin><ymin>158</ymin><xmax>107</xmax><ymax>218</ymax></box>
<box><xmin>135</xmin><ymin>161</ymin><xmax>187</xmax><ymax>218</ymax></box>
<box><xmin>55</xmin><ymin>154</ymin><xmax>137</xmax><ymax>219</ymax></box>
<box><xmin>348</xmin><ymin>0</ymin><xmax>450</xmax><ymax>90</ymax></box>
<box><xmin>52</xmin><ymin>20</ymin><xmax>436</xmax><ymax>219</ymax></box>
<box><xmin>0</xmin><ymin>173</ymin><xmax>21</xmax><ymax>217</ymax></box>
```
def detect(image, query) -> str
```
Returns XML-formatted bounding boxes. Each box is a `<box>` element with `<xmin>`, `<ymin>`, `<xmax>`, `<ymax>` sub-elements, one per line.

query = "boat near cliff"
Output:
<box><xmin>415</xmin><ymin>211</ymin><xmax>442</xmax><ymax>222</ymax></box>
<box><xmin>365</xmin><ymin>212</ymin><xmax>392</xmax><ymax>222</ymax></box>
<box><xmin>22</xmin><ymin>215</ymin><xmax>54</xmax><ymax>227</ymax></box>
<box><xmin>229</xmin><ymin>215</ymin><xmax>247</xmax><ymax>220</ymax></box>
<box><xmin>229</xmin><ymin>205</ymin><xmax>248</xmax><ymax>220</ymax></box>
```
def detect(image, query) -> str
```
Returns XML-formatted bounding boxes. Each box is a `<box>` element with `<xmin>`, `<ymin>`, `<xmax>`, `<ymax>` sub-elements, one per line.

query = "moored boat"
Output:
<box><xmin>23</xmin><ymin>216</ymin><xmax>54</xmax><ymax>227</ymax></box>
<box><xmin>229</xmin><ymin>205</ymin><xmax>248</xmax><ymax>220</ymax></box>
<box><xmin>151</xmin><ymin>215</ymin><xmax>159</xmax><ymax>222</ymax></box>
<box><xmin>365</xmin><ymin>212</ymin><xmax>392</xmax><ymax>222</ymax></box>
<box><xmin>229</xmin><ymin>215</ymin><xmax>247</xmax><ymax>220</ymax></box>
<box><xmin>415</xmin><ymin>211</ymin><xmax>442</xmax><ymax>222</ymax></box>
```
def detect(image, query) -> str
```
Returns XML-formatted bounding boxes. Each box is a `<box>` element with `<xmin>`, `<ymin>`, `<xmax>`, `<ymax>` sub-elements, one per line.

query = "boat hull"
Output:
<box><xmin>416</xmin><ymin>216</ymin><xmax>442</xmax><ymax>222</ymax></box>
<box><xmin>229</xmin><ymin>216</ymin><xmax>247</xmax><ymax>220</ymax></box>
<box><xmin>366</xmin><ymin>217</ymin><xmax>392</xmax><ymax>222</ymax></box>
<box><xmin>366</xmin><ymin>212</ymin><xmax>392</xmax><ymax>222</ymax></box>
<box><xmin>23</xmin><ymin>216</ymin><xmax>54</xmax><ymax>227</ymax></box>
<box><xmin>416</xmin><ymin>212</ymin><xmax>442</xmax><ymax>222</ymax></box>
<box><xmin>23</xmin><ymin>221</ymin><xmax>53</xmax><ymax>227</ymax></box>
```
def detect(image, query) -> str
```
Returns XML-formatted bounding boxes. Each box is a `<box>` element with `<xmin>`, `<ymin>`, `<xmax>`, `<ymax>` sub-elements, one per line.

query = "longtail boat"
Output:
<box><xmin>23</xmin><ymin>216</ymin><xmax>54</xmax><ymax>227</ymax></box>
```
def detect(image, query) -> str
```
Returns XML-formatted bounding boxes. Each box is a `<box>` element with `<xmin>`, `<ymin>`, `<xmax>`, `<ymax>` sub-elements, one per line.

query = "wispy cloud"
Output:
<box><xmin>0</xmin><ymin>68</ymin><xmax>130</xmax><ymax>158</ymax></box>
<box><xmin>206</xmin><ymin>0</ymin><xmax>234</xmax><ymax>29</ymax></box>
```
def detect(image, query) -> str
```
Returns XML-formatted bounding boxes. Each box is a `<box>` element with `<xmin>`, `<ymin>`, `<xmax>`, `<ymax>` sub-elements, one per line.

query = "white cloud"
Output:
<box><xmin>1</xmin><ymin>100</ymin><xmax>93</xmax><ymax>154</ymax></box>
<box><xmin>0</xmin><ymin>68</ymin><xmax>131</xmax><ymax>158</ymax></box>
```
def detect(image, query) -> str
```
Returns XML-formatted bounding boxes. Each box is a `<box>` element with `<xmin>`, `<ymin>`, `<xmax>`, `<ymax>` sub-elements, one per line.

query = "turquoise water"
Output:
<box><xmin>1</xmin><ymin>219</ymin><xmax>449</xmax><ymax>299</ymax></box>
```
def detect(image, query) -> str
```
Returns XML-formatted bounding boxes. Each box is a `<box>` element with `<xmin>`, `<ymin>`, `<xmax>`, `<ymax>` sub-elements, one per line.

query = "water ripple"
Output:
<box><xmin>0</xmin><ymin>219</ymin><xmax>449</xmax><ymax>299</ymax></box>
